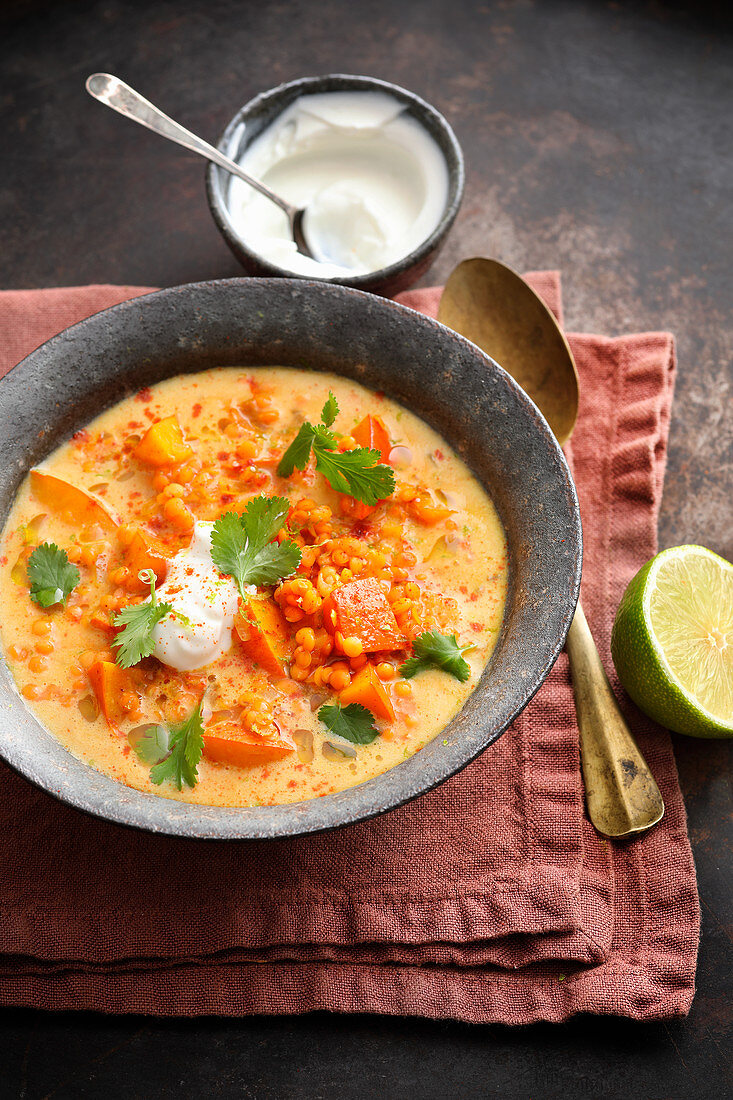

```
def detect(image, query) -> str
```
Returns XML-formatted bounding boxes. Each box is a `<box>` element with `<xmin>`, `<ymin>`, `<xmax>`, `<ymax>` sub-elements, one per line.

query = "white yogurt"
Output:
<box><xmin>224</xmin><ymin>91</ymin><xmax>450</xmax><ymax>277</ymax></box>
<box><xmin>151</xmin><ymin>522</ymin><xmax>240</xmax><ymax>672</ymax></box>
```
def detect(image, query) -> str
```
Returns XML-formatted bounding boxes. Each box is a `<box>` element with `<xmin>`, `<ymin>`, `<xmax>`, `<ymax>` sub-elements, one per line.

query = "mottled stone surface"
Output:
<box><xmin>0</xmin><ymin>0</ymin><xmax>730</xmax><ymax>1096</ymax></box>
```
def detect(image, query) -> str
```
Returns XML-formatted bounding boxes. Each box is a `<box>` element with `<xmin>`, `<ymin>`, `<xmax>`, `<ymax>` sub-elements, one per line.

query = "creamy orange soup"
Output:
<box><xmin>0</xmin><ymin>368</ymin><xmax>507</xmax><ymax>807</ymax></box>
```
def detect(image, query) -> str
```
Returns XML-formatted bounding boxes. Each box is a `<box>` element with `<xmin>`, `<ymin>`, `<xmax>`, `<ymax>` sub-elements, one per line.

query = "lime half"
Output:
<box><xmin>611</xmin><ymin>545</ymin><xmax>733</xmax><ymax>738</ymax></box>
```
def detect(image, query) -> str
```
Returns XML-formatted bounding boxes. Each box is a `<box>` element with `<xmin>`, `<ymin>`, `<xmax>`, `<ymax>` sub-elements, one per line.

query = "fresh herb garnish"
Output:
<box><xmin>318</xmin><ymin>701</ymin><xmax>380</xmax><ymax>745</ymax></box>
<box><xmin>320</xmin><ymin>391</ymin><xmax>339</xmax><ymax>428</ymax></box>
<box><xmin>112</xmin><ymin>569</ymin><xmax>173</xmax><ymax>669</ymax></box>
<box><xmin>311</xmin><ymin>442</ymin><xmax>395</xmax><ymax>505</ymax></box>
<box><xmin>210</xmin><ymin>494</ymin><xmax>301</xmax><ymax>597</ymax></box>
<box><xmin>277</xmin><ymin>422</ymin><xmax>316</xmax><ymax>477</ymax></box>
<box><xmin>27</xmin><ymin>542</ymin><xmax>79</xmax><ymax>608</ymax></box>
<box><xmin>148</xmin><ymin>702</ymin><xmax>205</xmax><ymax>790</ymax></box>
<box><xmin>399</xmin><ymin>631</ymin><xmax>472</xmax><ymax>682</ymax></box>
<box><xmin>277</xmin><ymin>392</ymin><xmax>395</xmax><ymax>506</ymax></box>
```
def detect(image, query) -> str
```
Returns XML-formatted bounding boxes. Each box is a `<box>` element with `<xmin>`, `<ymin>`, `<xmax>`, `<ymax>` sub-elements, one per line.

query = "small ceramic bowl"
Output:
<box><xmin>0</xmin><ymin>279</ymin><xmax>581</xmax><ymax>840</ymax></box>
<box><xmin>206</xmin><ymin>74</ymin><xmax>465</xmax><ymax>297</ymax></box>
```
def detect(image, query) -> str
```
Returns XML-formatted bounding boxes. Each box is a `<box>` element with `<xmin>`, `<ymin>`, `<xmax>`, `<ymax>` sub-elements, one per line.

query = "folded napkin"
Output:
<box><xmin>0</xmin><ymin>276</ymin><xmax>699</xmax><ymax>1023</ymax></box>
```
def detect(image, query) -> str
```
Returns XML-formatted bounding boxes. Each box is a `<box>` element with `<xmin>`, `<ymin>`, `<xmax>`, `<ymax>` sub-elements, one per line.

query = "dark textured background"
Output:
<box><xmin>1</xmin><ymin>0</ymin><xmax>731</xmax><ymax>1096</ymax></box>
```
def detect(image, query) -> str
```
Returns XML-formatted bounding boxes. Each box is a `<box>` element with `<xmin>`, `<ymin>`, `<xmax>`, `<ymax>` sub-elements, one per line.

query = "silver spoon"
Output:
<box><xmin>85</xmin><ymin>73</ymin><xmax>314</xmax><ymax>259</ymax></box>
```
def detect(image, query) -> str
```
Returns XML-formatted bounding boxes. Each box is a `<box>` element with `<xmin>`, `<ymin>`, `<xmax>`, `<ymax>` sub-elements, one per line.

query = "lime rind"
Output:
<box><xmin>612</xmin><ymin>544</ymin><xmax>733</xmax><ymax>739</ymax></box>
<box><xmin>645</xmin><ymin>548</ymin><xmax>733</xmax><ymax>728</ymax></box>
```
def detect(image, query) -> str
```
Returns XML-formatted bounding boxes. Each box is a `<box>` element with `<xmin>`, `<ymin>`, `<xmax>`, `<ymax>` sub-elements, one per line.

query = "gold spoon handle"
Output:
<box><xmin>566</xmin><ymin>602</ymin><xmax>664</xmax><ymax>837</ymax></box>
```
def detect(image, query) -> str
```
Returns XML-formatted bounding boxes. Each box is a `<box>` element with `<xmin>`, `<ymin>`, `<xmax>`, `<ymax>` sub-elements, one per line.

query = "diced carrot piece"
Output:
<box><xmin>87</xmin><ymin>659</ymin><xmax>135</xmax><ymax>727</ymax></box>
<box><xmin>135</xmin><ymin>415</ymin><xmax>193</xmax><ymax>467</ymax></box>
<box><xmin>351</xmin><ymin>414</ymin><xmax>391</xmax><ymax>463</ymax></box>
<box><xmin>89</xmin><ymin>610</ymin><xmax>115</xmax><ymax>634</ymax></box>
<box><xmin>339</xmin><ymin>664</ymin><xmax>395</xmax><ymax>722</ymax></box>
<box><xmin>409</xmin><ymin>493</ymin><xmax>452</xmax><ymax>526</ymax></box>
<box><xmin>203</xmin><ymin>722</ymin><xmax>295</xmax><ymax>767</ymax></box>
<box><xmin>30</xmin><ymin>469</ymin><xmax>119</xmax><ymax>533</ymax></box>
<box><xmin>339</xmin><ymin>495</ymin><xmax>378</xmax><ymax>521</ymax></box>
<box><xmin>234</xmin><ymin>596</ymin><xmax>291</xmax><ymax>677</ymax></box>
<box><xmin>322</xmin><ymin>578</ymin><xmax>404</xmax><ymax>653</ymax></box>
<box><xmin>123</xmin><ymin>530</ymin><xmax>169</xmax><ymax>589</ymax></box>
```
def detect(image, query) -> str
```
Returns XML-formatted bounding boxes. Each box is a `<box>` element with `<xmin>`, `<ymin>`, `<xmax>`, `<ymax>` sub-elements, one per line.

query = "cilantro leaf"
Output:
<box><xmin>239</xmin><ymin>494</ymin><xmax>290</xmax><ymax>548</ymax></box>
<box><xmin>112</xmin><ymin>569</ymin><xmax>173</xmax><ymax>669</ymax></box>
<box><xmin>27</xmin><ymin>542</ymin><xmax>79</xmax><ymax>607</ymax></box>
<box><xmin>321</xmin><ymin>391</ymin><xmax>339</xmax><ymax>428</ymax></box>
<box><xmin>210</xmin><ymin>494</ymin><xmax>301</xmax><ymax>596</ymax></box>
<box><xmin>311</xmin><ymin>422</ymin><xmax>338</xmax><ymax>451</ymax></box>
<box><xmin>208</xmin><ymin>511</ymin><xmax>252</xmax><ymax>588</ymax></box>
<box><xmin>277</xmin><ymin>422</ymin><xmax>315</xmax><ymax>477</ymax></box>
<box><xmin>128</xmin><ymin>723</ymin><xmax>170</xmax><ymax>766</ymax></box>
<box><xmin>318</xmin><ymin>701</ymin><xmax>380</xmax><ymax>744</ymax></box>
<box><xmin>276</xmin><ymin>397</ymin><xmax>395</xmax><ymax>505</ymax></box>
<box><xmin>241</xmin><ymin>539</ymin><xmax>302</xmax><ymax>587</ymax></box>
<box><xmin>399</xmin><ymin>631</ymin><xmax>472</xmax><ymax>682</ymax></box>
<box><xmin>149</xmin><ymin>702</ymin><xmax>204</xmax><ymax>790</ymax></box>
<box><xmin>312</xmin><ymin>442</ymin><xmax>396</xmax><ymax>506</ymax></box>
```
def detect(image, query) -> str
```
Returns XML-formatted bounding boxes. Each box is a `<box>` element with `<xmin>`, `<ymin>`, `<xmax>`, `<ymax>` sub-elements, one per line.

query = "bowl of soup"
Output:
<box><xmin>0</xmin><ymin>279</ymin><xmax>581</xmax><ymax>839</ymax></box>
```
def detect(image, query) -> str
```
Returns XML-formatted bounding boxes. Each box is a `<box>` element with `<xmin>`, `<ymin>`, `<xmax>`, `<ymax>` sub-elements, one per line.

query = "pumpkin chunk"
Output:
<box><xmin>351</xmin><ymin>414</ymin><xmax>391</xmax><ymax>463</ymax></box>
<box><xmin>135</xmin><ymin>415</ymin><xmax>193</xmax><ymax>467</ymax></box>
<box><xmin>234</xmin><ymin>596</ymin><xmax>291</xmax><ymax>677</ymax></box>
<box><xmin>323</xmin><ymin>577</ymin><xmax>404</xmax><ymax>653</ymax></box>
<box><xmin>203</xmin><ymin>722</ymin><xmax>295</xmax><ymax>767</ymax></box>
<box><xmin>340</xmin><ymin>496</ymin><xmax>378</xmax><ymax>522</ymax></box>
<box><xmin>88</xmin><ymin>659</ymin><xmax>136</xmax><ymax>727</ymax></box>
<box><xmin>409</xmin><ymin>492</ymin><xmax>452</xmax><ymax>526</ymax></box>
<box><xmin>339</xmin><ymin>664</ymin><xmax>395</xmax><ymax>722</ymax></box>
<box><xmin>123</xmin><ymin>530</ymin><xmax>169</xmax><ymax>589</ymax></box>
<box><xmin>30</xmin><ymin>469</ymin><xmax>119</xmax><ymax>533</ymax></box>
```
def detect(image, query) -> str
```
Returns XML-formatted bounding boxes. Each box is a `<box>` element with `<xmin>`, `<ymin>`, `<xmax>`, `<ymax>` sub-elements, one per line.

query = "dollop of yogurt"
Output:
<box><xmin>151</xmin><ymin>522</ymin><xmax>240</xmax><ymax>672</ymax></box>
<box><xmin>302</xmin><ymin>183</ymin><xmax>389</xmax><ymax>271</ymax></box>
<box><xmin>224</xmin><ymin>90</ymin><xmax>450</xmax><ymax>278</ymax></box>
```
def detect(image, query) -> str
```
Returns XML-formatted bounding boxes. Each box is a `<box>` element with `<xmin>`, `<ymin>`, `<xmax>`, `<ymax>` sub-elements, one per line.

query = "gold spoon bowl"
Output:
<box><xmin>439</xmin><ymin>257</ymin><xmax>664</xmax><ymax>838</ymax></box>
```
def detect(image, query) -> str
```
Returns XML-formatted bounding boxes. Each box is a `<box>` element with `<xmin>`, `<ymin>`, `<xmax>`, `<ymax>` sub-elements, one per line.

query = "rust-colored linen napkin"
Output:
<box><xmin>0</xmin><ymin>277</ymin><xmax>699</xmax><ymax>1023</ymax></box>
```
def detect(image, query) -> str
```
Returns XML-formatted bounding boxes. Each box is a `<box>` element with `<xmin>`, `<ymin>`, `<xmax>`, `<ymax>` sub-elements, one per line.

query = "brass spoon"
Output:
<box><xmin>438</xmin><ymin>257</ymin><xmax>664</xmax><ymax>838</ymax></box>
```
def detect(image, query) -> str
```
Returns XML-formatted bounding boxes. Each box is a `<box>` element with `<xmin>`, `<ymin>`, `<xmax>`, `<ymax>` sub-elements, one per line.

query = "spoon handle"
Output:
<box><xmin>85</xmin><ymin>73</ymin><xmax>296</xmax><ymax>218</ymax></box>
<box><xmin>565</xmin><ymin>601</ymin><xmax>664</xmax><ymax>837</ymax></box>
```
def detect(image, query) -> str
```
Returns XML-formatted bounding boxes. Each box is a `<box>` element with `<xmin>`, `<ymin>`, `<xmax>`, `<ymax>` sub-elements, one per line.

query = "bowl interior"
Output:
<box><xmin>206</xmin><ymin>74</ymin><xmax>465</xmax><ymax>292</ymax></box>
<box><xmin>0</xmin><ymin>280</ymin><xmax>580</xmax><ymax>839</ymax></box>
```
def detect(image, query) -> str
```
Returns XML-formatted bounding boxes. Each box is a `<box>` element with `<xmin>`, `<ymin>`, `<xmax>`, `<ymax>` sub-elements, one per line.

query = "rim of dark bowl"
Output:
<box><xmin>205</xmin><ymin>74</ymin><xmax>465</xmax><ymax>297</ymax></box>
<box><xmin>0</xmin><ymin>279</ymin><xmax>581</xmax><ymax>840</ymax></box>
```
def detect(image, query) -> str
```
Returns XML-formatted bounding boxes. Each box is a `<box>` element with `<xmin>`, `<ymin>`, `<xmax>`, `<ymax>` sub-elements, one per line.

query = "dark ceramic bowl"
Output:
<box><xmin>0</xmin><ymin>279</ymin><xmax>581</xmax><ymax>839</ymax></box>
<box><xmin>206</xmin><ymin>74</ymin><xmax>465</xmax><ymax>297</ymax></box>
